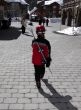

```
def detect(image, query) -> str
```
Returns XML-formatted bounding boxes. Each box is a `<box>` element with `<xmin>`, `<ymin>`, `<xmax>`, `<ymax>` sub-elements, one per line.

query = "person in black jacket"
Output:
<box><xmin>32</xmin><ymin>30</ymin><xmax>51</xmax><ymax>89</ymax></box>
<box><xmin>46</xmin><ymin>18</ymin><xmax>49</xmax><ymax>26</ymax></box>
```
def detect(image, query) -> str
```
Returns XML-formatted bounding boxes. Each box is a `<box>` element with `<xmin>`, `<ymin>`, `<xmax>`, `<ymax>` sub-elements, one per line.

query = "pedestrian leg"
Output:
<box><xmin>34</xmin><ymin>65</ymin><xmax>41</xmax><ymax>89</ymax></box>
<box><xmin>22</xmin><ymin>26</ymin><xmax>25</xmax><ymax>34</ymax></box>
<box><xmin>40</xmin><ymin>66</ymin><xmax>45</xmax><ymax>79</ymax></box>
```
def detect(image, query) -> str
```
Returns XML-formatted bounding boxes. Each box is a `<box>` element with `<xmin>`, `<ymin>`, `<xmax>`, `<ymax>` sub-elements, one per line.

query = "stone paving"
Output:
<box><xmin>0</xmin><ymin>21</ymin><xmax>81</xmax><ymax>110</ymax></box>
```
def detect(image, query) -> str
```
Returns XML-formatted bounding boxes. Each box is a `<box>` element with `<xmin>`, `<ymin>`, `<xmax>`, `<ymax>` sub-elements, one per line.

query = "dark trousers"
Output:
<box><xmin>34</xmin><ymin>65</ymin><xmax>45</xmax><ymax>82</ymax></box>
<box><xmin>22</xmin><ymin>26</ymin><xmax>25</xmax><ymax>34</ymax></box>
<box><xmin>46</xmin><ymin>22</ymin><xmax>48</xmax><ymax>26</ymax></box>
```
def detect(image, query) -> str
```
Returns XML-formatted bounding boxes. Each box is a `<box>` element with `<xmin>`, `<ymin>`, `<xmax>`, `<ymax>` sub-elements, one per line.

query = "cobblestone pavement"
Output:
<box><xmin>0</xmin><ymin>21</ymin><xmax>81</xmax><ymax>110</ymax></box>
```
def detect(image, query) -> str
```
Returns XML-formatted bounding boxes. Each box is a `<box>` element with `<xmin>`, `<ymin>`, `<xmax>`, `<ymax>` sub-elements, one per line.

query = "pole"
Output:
<box><xmin>73</xmin><ymin>0</ymin><xmax>75</xmax><ymax>35</ymax></box>
<box><xmin>76</xmin><ymin>0</ymin><xmax>80</xmax><ymax>27</ymax></box>
<box><xmin>60</xmin><ymin>6</ymin><xmax>62</xmax><ymax>31</ymax></box>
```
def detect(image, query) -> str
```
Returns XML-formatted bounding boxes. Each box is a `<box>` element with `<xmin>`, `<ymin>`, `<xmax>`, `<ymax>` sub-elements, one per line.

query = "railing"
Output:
<box><xmin>50</xmin><ymin>18</ymin><xmax>61</xmax><ymax>23</ymax></box>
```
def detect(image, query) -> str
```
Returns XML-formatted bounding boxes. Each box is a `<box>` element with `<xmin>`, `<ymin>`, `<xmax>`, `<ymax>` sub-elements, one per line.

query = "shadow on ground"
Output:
<box><xmin>0</xmin><ymin>27</ymin><xmax>21</xmax><ymax>40</ymax></box>
<box><xmin>23</xmin><ymin>32</ymin><xmax>33</xmax><ymax>37</ymax></box>
<box><xmin>39</xmin><ymin>79</ymin><xmax>78</xmax><ymax>110</ymax></box>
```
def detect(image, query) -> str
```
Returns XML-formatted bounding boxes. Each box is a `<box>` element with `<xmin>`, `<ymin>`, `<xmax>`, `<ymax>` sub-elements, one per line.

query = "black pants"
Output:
<box><xmin>34</xmin><ymin>65</ymin><xmax>45</xmax><ymax>82</ymax></box>
<box><xmin>22</xmin><ymin>26</ymin><xmax>25</xmax><ymax>34</ymax></box>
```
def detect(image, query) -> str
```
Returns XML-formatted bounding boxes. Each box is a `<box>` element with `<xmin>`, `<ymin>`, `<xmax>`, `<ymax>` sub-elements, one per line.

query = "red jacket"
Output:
<box><xmin>32</xmin><ymin>38</ymin><xmax>51</xmax><ymax>65</ymax></box>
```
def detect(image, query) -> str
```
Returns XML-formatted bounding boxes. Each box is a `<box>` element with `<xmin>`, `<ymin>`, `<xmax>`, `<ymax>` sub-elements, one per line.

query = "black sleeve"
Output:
<box><xmin>46</xmin><ymin>40</ymin><xmax>51</xmax><ymax>58</ymax></box>
<box><xmin>46</xmin><ymin>41</ymin><xmax>52</xmax><ymax>67</ymax></box>
<box><xmin>32</xmin><ymin>39</ymin><xmax>36</xmax><ymax>45</ymax></box>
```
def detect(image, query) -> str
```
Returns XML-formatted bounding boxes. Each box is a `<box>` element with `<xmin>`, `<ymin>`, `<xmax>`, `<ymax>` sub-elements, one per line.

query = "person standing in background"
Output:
<box><xmin>21</xmin><ymin>16</ymin><xmax>27</xmax><ymax>34</ymax></box>
<box><xmin>46</xmin><ymin>18</ymin><xmax>49</xmax><ymax>26</ymax></box>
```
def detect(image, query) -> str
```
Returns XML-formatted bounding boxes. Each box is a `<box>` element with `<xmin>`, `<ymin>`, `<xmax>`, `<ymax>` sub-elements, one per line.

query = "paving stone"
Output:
<box><xmin>4</xmin><ymin>98</ymin><xmax>17</xmax><ymax>103</ymax></box>
<box><xmin>12</xmin><ymin>93</ymin><xmax>24</xmax><ymax>98</ymax></box>
<box><xmin>18</xmin><ymin>98</ymin><xmax>31</xmax><ymax>103</ymax></box>
<box><xmin>24</xmin><ymin>104</ymin><xmax>38</xmax><ymax>110</ymax></box>
<box><xmin>25</xmin><ymin>93</ymin><xmax>37</xmax><ymax>98</ymax></box>
<box><xmin>9</xmin><ymin>104</ymin><xmax>24</xmax><ymax>110</ymax></box>
<box><xmin>0</xmin><ymin>104</ymin><xmax>9</xmax><ymax>109</ymax></box>
<box><xmin>0</xmin><ymin>98</ymin><xmax>3</xmax><ymax>103</ymax></box>
<box><xmin>32</xmin><ymin>98</ymin><xmax>45</xmax><ymax>103</ymax></box>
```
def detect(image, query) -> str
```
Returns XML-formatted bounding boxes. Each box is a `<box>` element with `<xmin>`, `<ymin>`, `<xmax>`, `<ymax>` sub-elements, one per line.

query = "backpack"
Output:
<box><xmin>32</xmin><ymin>41</ymin><xmax>49</xmax><ymax>65</ymax></box>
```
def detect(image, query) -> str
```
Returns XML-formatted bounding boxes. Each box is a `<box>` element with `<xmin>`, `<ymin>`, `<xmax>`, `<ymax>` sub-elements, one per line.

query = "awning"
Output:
<box><xmin>4</xmin><ymin>0</ymin><xmax>29</xmax><ymax>5</ymax></box>
<box><xmin>5</xmin><ymin>0</ymin><xmax>21</xmax><ymax>3</ymax></box>
<box><xmin>45</xmin><ymin>0</ymin><xmax>63</xmax><ymax>5</ymax></box>
<box><xmin>20</xmin><ymin>0</ymin><xmax>29</xmax><ymax>5</ymax></box>
<box><xmin>37</xmin><ymin>0</ymin><xmax>44</xmax><ymax>4</ymax></box>
<box><xmin>29</xmin><ymin>7</ymin><xmax>37</xmax><ymax>15</ymax></box>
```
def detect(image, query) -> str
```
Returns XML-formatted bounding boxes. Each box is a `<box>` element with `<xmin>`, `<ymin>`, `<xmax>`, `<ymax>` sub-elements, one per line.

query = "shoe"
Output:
<box><xmin>36</xmin><ymin>81</ymin><xmax>41</xmax><ymax>89</ymax></box>
<box><xmin>40</xmin><ymin>74</ymin><xmax>44</xmax><ymax>79</ymax></box>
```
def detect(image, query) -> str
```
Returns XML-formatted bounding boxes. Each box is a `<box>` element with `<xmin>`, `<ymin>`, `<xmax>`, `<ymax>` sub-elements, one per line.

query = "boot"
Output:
<box><xmin>36</xmin><ymin>81</ymin><xmax>41</xmax><ymax>89</ymax></box>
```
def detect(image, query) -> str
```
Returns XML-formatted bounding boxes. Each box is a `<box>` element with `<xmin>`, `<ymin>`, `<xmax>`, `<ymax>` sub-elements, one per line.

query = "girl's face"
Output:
<box><xmin>38</xmin><ymin>34</ymin><xmax>45</xmax><ymax>38</ymax></box>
